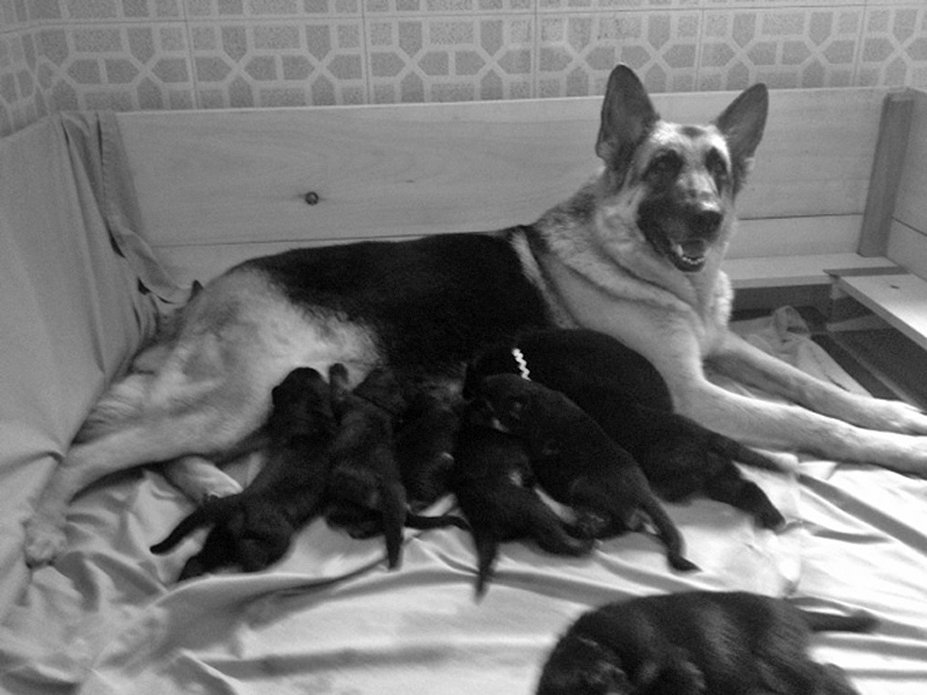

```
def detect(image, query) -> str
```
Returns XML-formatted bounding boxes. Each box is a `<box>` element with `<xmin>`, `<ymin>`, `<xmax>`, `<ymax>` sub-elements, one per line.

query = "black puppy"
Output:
<box><xmin>452</xmin><ymin>403</ymin><xmax>594</xmax><ymax>596</ymax></box>
<box><xmin>537</xmin><ymin>590</ymin><xmax>876</xmax><ymax>695</ymax></box>
<box><xmin>325</xmin><ymin>364</ymin><xmax>466</xmax><ymax>569</ymax></box>
<box><xmin>151</xmin><ymin>367</ymin><xmax>336</xmax><ymax>580</ymax></box>
<box><xmin>470</xmin><ymin>329</ymin><xmax>785</xmax><ymax>529</ymax></box>
<box><xmin>395</xmin><ymin>391</ymin><xmax>462</xmax><ymax>510</ymax></box>
<box><xmin>477</xmin><ymin>373</ymin><xmax>697</xmax><ymax>572</ymax></box>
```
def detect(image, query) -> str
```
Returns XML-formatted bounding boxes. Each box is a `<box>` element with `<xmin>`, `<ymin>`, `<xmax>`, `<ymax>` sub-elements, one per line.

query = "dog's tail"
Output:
<box><xmin>798</xmin><ymin>608</ymin><xmax>878</xmax><ymax>634</ymax></box>
<box><xmin>150</xmin><ymin>495</ymin><xmax>235</xmax><ymax>554</ymax></box>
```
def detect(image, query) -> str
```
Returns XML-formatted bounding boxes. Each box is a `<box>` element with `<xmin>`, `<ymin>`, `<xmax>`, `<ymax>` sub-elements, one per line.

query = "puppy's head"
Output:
<box><xmin>594</xmin><ymin>64</ymin><xmax>768</xmax><ymax>273</ymax></box>
<box><xmin>270</xmin><ymin>366</ymin><xmax>336</xmax><ymax>438</ymax></box>
<box><xmin>536</xmin><ymin>633</ymin><xmax>631</xmax><ymax>695</ymax></box>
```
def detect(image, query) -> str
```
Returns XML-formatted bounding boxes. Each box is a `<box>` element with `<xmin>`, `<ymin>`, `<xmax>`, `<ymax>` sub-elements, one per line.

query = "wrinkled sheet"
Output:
<box><xmin>2</xmin><ymin>308</ymin><xmax>926</xmax><ymax>695</ymax></box>
<box><xmin>0</xmin><ymin>115</ymin><xmax>925</xmax><ymax>695</ymax></box>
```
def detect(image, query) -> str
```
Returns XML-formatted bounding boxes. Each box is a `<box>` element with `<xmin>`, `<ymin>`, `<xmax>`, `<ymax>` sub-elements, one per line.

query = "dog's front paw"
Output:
<box><xmin>23</xmin><ymin>514</ymin><xmax>67</xmax><ymax>567</ymax></box>
<box><xmin>890</xmin><ymin>401</ymin><xmax>927</xmax><ymax>435</ymax></box>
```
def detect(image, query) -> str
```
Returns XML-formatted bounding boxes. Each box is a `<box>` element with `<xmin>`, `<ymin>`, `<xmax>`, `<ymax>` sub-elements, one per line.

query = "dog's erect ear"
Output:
<box><xmin>596</xmin><ymin>65</ymin><xmax>660</xmax><ymax>177</ymax></box>
<box><xmin>713</xmin><ymin>82</ymin><xmax>768</xmax><ymax>193</ymax></box>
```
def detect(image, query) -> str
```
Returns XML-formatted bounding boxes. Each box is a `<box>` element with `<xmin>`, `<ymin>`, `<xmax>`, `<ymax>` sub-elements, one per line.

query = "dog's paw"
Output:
<box><xmin>23</xmin><ymin>514</ymin><xmax>67</xmax><ymax>567</ymax></box>
<box><xmin>162</xmin><ymin>457</ymin><xmax>243</xmax><ymax>503</ymax></box>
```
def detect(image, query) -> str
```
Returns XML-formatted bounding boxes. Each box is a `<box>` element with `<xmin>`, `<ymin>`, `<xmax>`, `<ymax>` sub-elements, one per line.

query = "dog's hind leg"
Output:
<box><xmin>161</xmin><ymin>455</ymin><xmax>244</xmax><ymax>502</ymax></box>
<box><xmin>24</xmin><ymin>404</ymin><xmax>266</xmax><ymax>567</ymax></box>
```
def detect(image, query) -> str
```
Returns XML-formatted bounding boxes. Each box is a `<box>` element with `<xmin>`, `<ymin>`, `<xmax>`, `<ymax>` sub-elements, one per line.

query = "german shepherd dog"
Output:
<box><xmin>24</xmin><ymin>64</ymin><xmax>927</xmax><ymax>567</ymax></box>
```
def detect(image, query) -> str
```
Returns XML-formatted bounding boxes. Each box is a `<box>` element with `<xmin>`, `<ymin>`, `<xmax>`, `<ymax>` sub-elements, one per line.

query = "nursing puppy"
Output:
<box><xmin>477</xmin><ymin>373</ymin><xmax>697</xmax><ymax>572</ymax></box>
<box><xmin>150</xmin><ymin>367</ymin><xmax>336</xmax><ymax>579</ymax></box>
<box><xmin>452</xmin><ymin>405</ymin><xmax>594</xmax><ymax>596</ymax></box>
<box><xmin>26</xmin><ymin>63</ymin><xmax>927</xmax><ymax>567</ymax></box>
<box><xmin>324</xmin><ymin>364</ymin><xmax>466</xmax><ymax>569</ymax></box>
<box><xmin>470</xmin><ymin>329</ymin><xmax>785</xmax><ymax>529</ymax></box>
<box><xmin>536</xmin><ymin>590</ymin><xmax>876</xmax><ymax>695</ymax></box>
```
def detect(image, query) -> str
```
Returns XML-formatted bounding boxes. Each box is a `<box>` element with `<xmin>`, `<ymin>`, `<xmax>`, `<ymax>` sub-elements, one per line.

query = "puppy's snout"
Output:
<box><xmin>690</xmin><ymin>208</ymin><xmax>722</xmax><ymax>238</ymax></box>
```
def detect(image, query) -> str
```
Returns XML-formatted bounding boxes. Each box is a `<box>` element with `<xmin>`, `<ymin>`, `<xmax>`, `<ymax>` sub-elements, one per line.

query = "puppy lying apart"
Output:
<box><xmin>537</xmin><ymin>590</ymin><xmax>877</xmax><ymax>695</ymax></box>
<box><xmin>470</xmin><ymin>329</ymin><xmax>785</xmax><ymax>529</ymax></box>
<box><xmin>151</xmin><ymin>367</ymin><xmax>336</xmax><ymax>580</ymax></box>
<box><xmin>476</xmin><ymin>373</ymin><xmax>697</xmax><ymax>572</ymax></box>
<box><xmin>325</xmin><ymin>364</ymin><xmax>466</xmax><ymax>569</ymax></box>
<box><xmin>451</xmin><ymin>402</ymin><xmax>593</xmax><ymax>596</ymax></box>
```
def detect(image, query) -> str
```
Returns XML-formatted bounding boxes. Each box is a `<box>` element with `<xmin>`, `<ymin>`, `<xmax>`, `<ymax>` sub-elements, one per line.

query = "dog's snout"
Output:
<box><xmin>691</xmin><ymin>208</ymin><xmax>722</xmax><ymax>238</ymax></box>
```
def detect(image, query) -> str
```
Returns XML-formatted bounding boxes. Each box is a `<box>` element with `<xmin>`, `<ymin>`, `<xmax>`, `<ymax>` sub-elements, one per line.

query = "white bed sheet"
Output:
<box><xmin>2</xmin><ymin>307</ymin><xmax>925</xmax><ymax>695</ymax></box>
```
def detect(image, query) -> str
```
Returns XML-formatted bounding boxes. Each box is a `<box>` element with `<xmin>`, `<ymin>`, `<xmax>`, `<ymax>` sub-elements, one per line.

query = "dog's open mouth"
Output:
<box><xmin>669</xmin><ymin>239</ymin><xmax>709</xmax><ymax>272</ymax></box>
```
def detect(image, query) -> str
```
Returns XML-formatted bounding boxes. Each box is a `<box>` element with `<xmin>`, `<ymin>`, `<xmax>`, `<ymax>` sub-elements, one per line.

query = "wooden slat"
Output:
<box><xmin>118</xmin><ymin>87</ymin><xmax>887</xmax><ymax>250</ymax></box>
<box><xmin>725</xmin><ymin>215</ymin><xmax>860</xmax><ymax>259</ymax></box>
<box><xmin>858</xmin><ymin>90</ymin><xmax>915</xmax><ymax>256</ymax></box>
<box><xmin>887</xmin><ymin>220</ymin><xmax>927</xmax><ymax>282</ymax></box>
<box><xmin>889</xmin><ymin>89</ymin><xmax>927</xmax><ymax>282</ymax></box>
<box><xmin>725</xmin><ymin>253</ymin><xmax>897</xmax><ymax>289</ymax></box>
<box><xmin>836</xmin><ymin>273</ymin><xmax>927</xmax><ymax>352</ymax></box>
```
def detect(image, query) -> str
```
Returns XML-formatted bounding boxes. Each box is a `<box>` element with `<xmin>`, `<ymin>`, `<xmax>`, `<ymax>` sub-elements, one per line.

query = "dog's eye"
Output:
<box><xmin>705</xmin><ymin>148</ymin><xmax>729</xmax><ymax>188</ymax></box>
<box><xmin>646</xmin><ymin>152</ymin><xmax>682</xmax><ymax>180</ymax></box>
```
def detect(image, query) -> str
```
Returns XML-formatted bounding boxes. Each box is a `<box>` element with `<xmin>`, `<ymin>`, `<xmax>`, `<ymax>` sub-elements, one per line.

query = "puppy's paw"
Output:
<box><xmin>23</xmin><ymin>514</ymin><xmax>67</xmax><ymax>567</ymax></box>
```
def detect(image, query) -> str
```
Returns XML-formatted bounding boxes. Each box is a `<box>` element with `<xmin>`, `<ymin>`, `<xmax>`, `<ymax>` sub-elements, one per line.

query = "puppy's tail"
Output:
<box><xmin>150</xmin><ymin>495</ymin><xmax>234</xmax><ymax>554</ymax></box>
<box><xmin>380</xmin><ymin>479</ymin><xmax>408</xmax><ymax>570</ymax></box>
<box><xmin>639</xmin><ymin>494</ymin><xmax>699</xmax><ymax>573</ymax></box>
<box><xmin>799</xmin><ymin>608</ymin><xmax>878</xmax><ymax>634</ymax></box>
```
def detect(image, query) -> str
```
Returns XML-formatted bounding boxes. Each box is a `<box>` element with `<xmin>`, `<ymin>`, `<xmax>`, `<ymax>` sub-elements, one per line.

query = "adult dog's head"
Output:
<box><xmin>591</xmin><ymin>65</ymin><xmax>768</xmax><ymax>274</ymax></box>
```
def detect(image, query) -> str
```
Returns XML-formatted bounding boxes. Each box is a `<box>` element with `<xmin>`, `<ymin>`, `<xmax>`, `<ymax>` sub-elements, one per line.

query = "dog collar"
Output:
<box><xmin>511</xmin><ymin>347</ymin><xmax>531</xmax><ymax>381</ymax></box>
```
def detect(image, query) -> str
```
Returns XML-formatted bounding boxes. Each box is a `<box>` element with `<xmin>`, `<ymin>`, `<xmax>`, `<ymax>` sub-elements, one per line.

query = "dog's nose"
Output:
<box><xmin>691</xmin><ymin>209</ymin><xmax>722</xmax><ymax>238</ymax></box>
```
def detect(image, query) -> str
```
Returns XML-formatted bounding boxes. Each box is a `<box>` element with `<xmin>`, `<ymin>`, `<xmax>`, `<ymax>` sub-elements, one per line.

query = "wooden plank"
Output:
<box><xmin>836</xmin><ymin>273</ymin><xmax>927</xmax><ymax>352</ymax></box>
<box><xmin>118</xmin><ymin>87</ymin><xmax>886</xmax><ymax>250</ymax></box>
<box><xmin>858</xmin><ymin>90</ymin><xmax>915</xmax><ymax>256</ymax></box>
<box><xmin>726</xmin><ymin>215</ymin><xmax>860</xmax><ymax>259</ymax></box>
<box><xmin>725</xmin><ymin>253</ymin><xmax>897</xmax><ymax>289</ymax></box>
<box><xmin>886</xmin><ymin>220</ymin><xmax>927</xmax><ymax>281</ymax></box>
<box><xmin>892</xmin><ymin>88</ymin><xmax>927</xmax><ymax>239</ymax></box>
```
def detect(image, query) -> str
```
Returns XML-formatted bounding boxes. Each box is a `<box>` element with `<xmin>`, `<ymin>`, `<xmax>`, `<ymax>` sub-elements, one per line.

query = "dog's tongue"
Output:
<box><xmin>678</xmin><ymin>239</ymin><xmax>708</xmax><ymax>259</ymax></box>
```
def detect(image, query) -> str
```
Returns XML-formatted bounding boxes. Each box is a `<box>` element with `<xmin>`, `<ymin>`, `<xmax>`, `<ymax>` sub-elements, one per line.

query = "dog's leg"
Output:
<box><xmin>161</xmin><ymin>456</ymin><xmax>243</xmax><ymax>502</ymax></box>
<box><xmin>24</xmin><ymin>405</ymin><xmax>265</xmax><ymax>567</ymax></box>
<box><xmin>709</xmin><ymin>331</ymin><xmax>927</xmax><ymax>434</ymax></box>
<box><xmin>674</xmin><ymin>375</ymin><xmax>927</xmax><ymax>474</ymax></box>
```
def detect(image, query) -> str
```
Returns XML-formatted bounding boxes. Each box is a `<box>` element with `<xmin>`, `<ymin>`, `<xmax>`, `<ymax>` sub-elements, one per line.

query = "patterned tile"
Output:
<box><xmin>367</xmin><ymin>15</ymin><xmax>533</xmax><ymax>102</ymax></box>
<box><xmin>2</xmin><ymin>1</ymin><xmax>927</xmax><ymax>138</ymax></box>
<box><xmin>858</xmin><ymin>6</ymin><xmax>927</xmax><ymax>88</ymax></box>
<box><xmin>35</xmin><ymin>23</ymin><xmax>195</xmax><ymax>113</ymax></box>
<box><xmin>538</xmin><ymin>0</ymin><xmax>699</xmax><ymax>11</ymax></box>
<box><xmin>190</xmin><ymin>20</ymin><xmax>367</xmax><ymax>106</ymax></box>
<box><xmin>698</xmin><ymin>7</ymin><xmax>863</xmax><ymax>90</ymax></box>
<box><xmin>28</xmin><ymin>0</ymin><xmax>185</xmax><ymax>21</ymax></box>
<box><xmin>187</xmin><ymin>0</ymin><xmax>362</xmax><ymax>18</ymax></box>
<box><xmin>538</xmin><ymin>11</ymin><xmax>700</xmax><ymax>97</ymax></box>
<box><xmin>365</xmin><ymin>0</ymin><xmax>533</xmax><ymax>15</ymax></box>
<box><xmin>0</xmin><ymin>28</ymin><xmax>43</xmax><ymax>137</ymax></box>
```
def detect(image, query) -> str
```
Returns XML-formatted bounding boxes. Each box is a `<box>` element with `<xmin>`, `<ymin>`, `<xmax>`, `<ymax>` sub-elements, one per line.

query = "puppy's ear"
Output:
<box><xmin>713</xmin><ymin>82</ymin><xmax>768</xmax><ymax>193</ymax></box>
<box><xmin>596</xmin><ymin>64</ymin><xmax>659</xmax><ymax>179</ymax></box>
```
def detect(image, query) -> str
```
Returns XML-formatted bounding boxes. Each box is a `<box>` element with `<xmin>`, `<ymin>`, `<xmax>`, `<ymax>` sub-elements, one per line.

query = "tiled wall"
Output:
<box><xmin>1</xmin><ymin>0</ymin><xmax>926</xmax><ymax>136</ymax></box>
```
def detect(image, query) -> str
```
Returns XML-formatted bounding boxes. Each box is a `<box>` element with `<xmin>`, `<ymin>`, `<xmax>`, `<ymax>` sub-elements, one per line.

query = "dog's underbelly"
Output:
<box><xmin>152</xmin><ymin>269</ymin><xmax>380</xmax><ymax>447</ymax></box>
